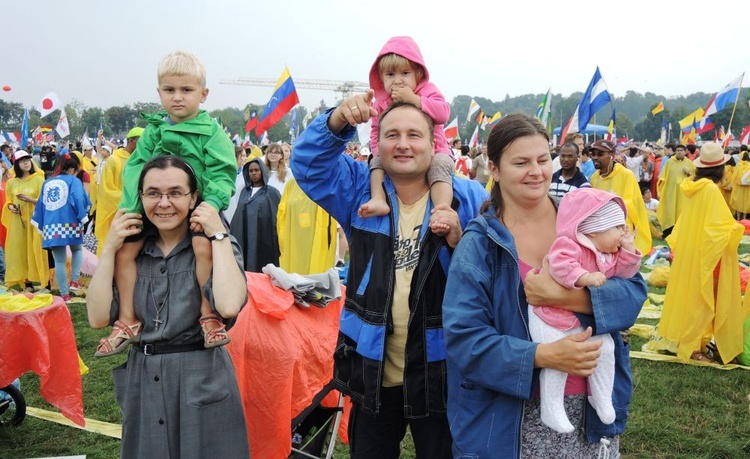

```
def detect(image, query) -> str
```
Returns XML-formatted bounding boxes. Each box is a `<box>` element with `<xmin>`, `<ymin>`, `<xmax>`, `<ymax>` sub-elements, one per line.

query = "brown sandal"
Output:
<box><xmin>200</xmin><ymin>313</ymin><xmax>230</xmax><ymax>348</ymax></box>
<box><xmin>690</xmin><ymin>351</ymin><xmax>718</xmax><ymax>364</ymax></box>
<box><xmin>95</xmin><ymin>320</ymin><xmax>143</xmax><ymax>357</ymax></box>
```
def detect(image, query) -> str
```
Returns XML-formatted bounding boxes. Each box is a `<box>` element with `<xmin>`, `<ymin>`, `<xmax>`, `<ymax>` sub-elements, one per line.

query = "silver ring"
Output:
<box><xmin>350</xmin><ymin>106</ymin><xmax>359</xmax><ymax>111</ymax></box>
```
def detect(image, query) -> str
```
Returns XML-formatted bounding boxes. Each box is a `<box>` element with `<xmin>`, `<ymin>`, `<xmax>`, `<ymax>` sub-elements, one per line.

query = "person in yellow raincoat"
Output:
<box><xmin>588</xmin><ymin>140</ymin><xmax>652</xmax><ymax>254</ymax></box>
<box><xmin>717</xmin><ymin>157</ymin><xmax>735</xmax><ymax>212</ymax></box>
<box><xmin>1</xmin><ymin>150</ymin><xmax>48</xmax><ymax>289</ymax></box>
<box><xmin>656</xmin><ymin>144</ymin><xmax>694</xmax><ymax>236</ymax></box>
<box><xmin>659</xmin><ymin>143</ymin><xmax>749</xmax><ymax>364</ymax></box>
<box><xmin>730</xmin><ymin>152</ymin><xmax>750</xmax><ymax>219</ymax></box>
<box><xmin>277</xmin><ymin>177</ymin><xmax>338</xmax><ymax>275</ymax></box>
<box><xmin>95</xmin><ymin>130</ymin><xmax>141</xmax><ymax>256</ymax></box>
<box><xmin>80</xmin><ymin>145</ymin><xmax>99</xmax><ymax>213</ymax></box>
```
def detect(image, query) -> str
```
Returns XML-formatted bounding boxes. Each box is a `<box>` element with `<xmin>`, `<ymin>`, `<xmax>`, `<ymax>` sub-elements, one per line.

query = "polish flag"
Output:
<box><xmin>444</xmin><ymin>117</ymin><xmax>458</xmax><ymax>141</ymax></box>
<box><xmin>739</xmin><ymin>125</ymin><xmax>750</xmax><ymax>145</ymax></box>
<box><xmin>39</xmin><ymin>91</ymin><xmax>63</xmax><ymax>118</ymax></box>
<box><xmin>469</xmin><ymin>126</ymin><xmax>479</xmax><ymax>148</ymax></box>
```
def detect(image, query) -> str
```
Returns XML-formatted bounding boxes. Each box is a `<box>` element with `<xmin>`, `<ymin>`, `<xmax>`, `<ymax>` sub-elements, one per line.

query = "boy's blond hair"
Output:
<box><xmin>157</xmin><ymin>50</ymin><xmax>207</xmax><ymax>87</ymax></box>
<box><xmin>377</xmin><ymin>53</ymin><xmax>424</xmax><ymax>83</ymax></box>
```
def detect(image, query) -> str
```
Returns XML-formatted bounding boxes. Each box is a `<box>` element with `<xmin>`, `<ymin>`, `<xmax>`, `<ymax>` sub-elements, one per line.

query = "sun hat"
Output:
<box><xmin>13</xmin><ymin>150</ymin><xmax>31</xmax><ymax>161</ymax></box>
<box><xmin>126</xmin><ymin>127</ymin><xmax>145</xmax><ymax>139</ymax></box>
<box><xmin>694</xmin><ymin>142</ymin><xmax>730</xmax><ymax>168</ymax></box>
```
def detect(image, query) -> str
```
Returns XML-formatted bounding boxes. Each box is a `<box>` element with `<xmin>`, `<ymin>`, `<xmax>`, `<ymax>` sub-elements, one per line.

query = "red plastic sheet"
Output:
<box><xmin>227</xmin><ymin>272</ymin><xmax>350</xmax><ymax>458</ymax></box>
<box><xmin>0</xmin><ymin>295</ymin><xmax>84</xmax><ymax>426</ymax></box>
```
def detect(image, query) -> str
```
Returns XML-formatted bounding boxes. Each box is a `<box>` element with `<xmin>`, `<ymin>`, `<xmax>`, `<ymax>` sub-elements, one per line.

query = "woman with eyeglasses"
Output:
<box><xmin>230</xmin><ymin>157</ymin><xmax>281</xmax><ymax>272</ymax></box>
<box><xmin>2</xmin><ymin>150</ymin><xmax>48</xmax><ymax>291</ymax></box>
<box><xmin>87</xmin><ymin>155</ymin><xmax>250</xmax><ymax>458</ymax></box>
<box><xmin>31</xmin><ymin>154</ymin><xmax>91</xmax><ymax>302</ymax></box>
<box><xmin>264</xmin><ymin>142</ymin><xmax>293</xmax><ymax>195</ymax></box>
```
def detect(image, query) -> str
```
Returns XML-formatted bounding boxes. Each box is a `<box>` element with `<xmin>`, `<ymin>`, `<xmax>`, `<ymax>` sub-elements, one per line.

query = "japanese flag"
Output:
<box><xmin>39</xmin><ymin>91</ymin><xmax>63</xmax><ymax>118</ymax></box>
<box><xmin>56</xmin><ymin>109</ymin><xmax>70</xmax><ymax>138</ymax></box>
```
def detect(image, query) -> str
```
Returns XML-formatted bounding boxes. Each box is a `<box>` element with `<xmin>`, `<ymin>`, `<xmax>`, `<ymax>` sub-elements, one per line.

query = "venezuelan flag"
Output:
<box><xmin>255</xmin><ymin>67</ymin><xmax>299</xmax><ymax>136</ymax></box>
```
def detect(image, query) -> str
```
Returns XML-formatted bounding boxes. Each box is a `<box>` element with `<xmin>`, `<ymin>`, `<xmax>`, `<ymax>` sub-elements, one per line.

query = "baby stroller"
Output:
<box><xmin>290</xmin><ymin>382</ymin><xmax>345</xmax><ymax>459</ymax></box>
<box><xmin>0</xmin><ymin>380</ymin><xmax>26</xmax><ymax>427</ymax></box>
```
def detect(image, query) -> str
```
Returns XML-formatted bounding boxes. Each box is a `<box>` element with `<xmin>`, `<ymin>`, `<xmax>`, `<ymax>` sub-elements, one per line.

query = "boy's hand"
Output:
<box><xmin>104</xmin><ymin>209</ymin><xmax>142</xmax><ymax>254</ymax></box>
<box><xmin>329</xmin><ymin>90</ymin><xmax>378</xmax><ymax>134</ymax></box>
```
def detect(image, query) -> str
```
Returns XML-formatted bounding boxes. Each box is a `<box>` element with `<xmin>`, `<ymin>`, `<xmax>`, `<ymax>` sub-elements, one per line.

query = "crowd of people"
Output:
<box><xmin>2</xmin><ymin>39</ymin><xmax>748</xmax><ymax>458</ymax></box>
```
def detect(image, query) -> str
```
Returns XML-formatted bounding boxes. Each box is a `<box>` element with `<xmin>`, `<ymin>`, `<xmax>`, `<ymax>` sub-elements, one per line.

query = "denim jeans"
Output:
<box><xmin>50</xmin><ymin>244</ymin><xmax>82</xmax><ymax>295</ymax></box>
<box><xmin>0</xmin><ymin>244</ymin><xmax>5</xmax><ymax>283</ymax></box>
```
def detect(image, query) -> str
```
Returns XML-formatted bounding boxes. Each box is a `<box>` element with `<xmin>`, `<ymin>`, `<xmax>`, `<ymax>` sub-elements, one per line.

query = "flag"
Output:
<box><xmin>715</xmin><ymin>125</ymin><xmax>725</xmax><ymax>142</ymax></box>
<box><xmin>679</xmin><ymin>108</ymin><xmax>705</xmax><ymax>132</ymax></box>
<box><xmin>488</xmin><ymin>111</ymin><xmax>502</xmax><ymax>128</ymax></box>
<box><xmin>256</xmin><ymin>67</ymin><xmax>299</xmax><ymax>136</ymax></box>
<box><xmin>651</xmin><ymin>102</ymin><xmax>664</xmax><ymax>116</ymax></box>
<box><xmin>444</xmin><ymin>117</ymin><xmax>458</xmax><ymax>140</ymax></box>
<box><xmin>569</xmin><ymin>67</ymin><xmax>611</xmax><ymax>133</ymax></box>
<box><xmin>38</xmin><ymin>91</ymin><xmax>63</xmax><ymax>118</ymax></box>
<box><xmin>232</xmin><ymin>133</ymin><xmax>240</xmax><ymax>145</ymax></box>
<box><xmin>723</xmin><ymin>129</ymin><xmax>733</xmax><ymax>148</ymax></box>
<box><xmin>302</xmin><ymin>109</ymin><xmax>313</xmax><ymax>129</ymax></box>
<box><xmin>740</xmin><ymin>125</ymin><xmax>750</xmax><ymax>145</ymax></box>
<box><xmin>696</xmin><ymin>116</ymin><xmax>715</xmax><ymax>134</ymax></box>
<box><xmin>260</xmin><ymin>131</ymin><xmax>269</xmax><ymax>146</ymax></box>
<box><xmin>480</xmin><ymin>113</ymin><xmax>489</xmax><ymax>130</ymax></box>
<box><xmin>536</xmin><ymin>88</ymin><xmax>552</xmax><ymax>128</ymax></box>
<box><xmin>20</xmin><ymin>108</ymin><xmax>29</xmax><ymax>148</ymax></box>
<box><xmin>1</xmin><ymin>132</ymin><xmax>20</xmax><ymax>143</ymax></box>
<box><xmin>31</xmin><ymin>126</ymin><xmax>43</xmax><ymax>144</ymax></box>
<box><xmin>475</xmin><ymin>109</ymin><xmax>484</xmax><ymax>125</ymax></box>
<box><xmin>289</xmin><ymin>107</ymin><xmax>298</xmax><ymax>142</ymax></box>
<box><xmin>467</xmin><ymin>99</ymin><xmax>481</xmax><ymax>122</ymax></box>
<box><xmin>704</xmin><ymin>73</ymin><xmax>744</xmax><ymax>117</ymax></box>
<box><xmin>559</xmin><ymin>114</ymin><xmax>574</xmax><ymax>146</ymax></box>
<box><xmin>606</xmin><ymin>110</ymin><xmax>616</xmax><ymax>141</ymax></box>
<box><xmin>244</xmin><ymin>111</ymin><xmax>258</xmax><ymax>133</ymax></box>
<box><xmin>659</xmin><ymin>116</ymin><xmax>668</xmax><ymax>145</ymax></box>
<box><xmin>55</xmin><ymin>109</ymin><xmax>70</xmax><ymax>138</ymax></box>
<box><xmin>80</xmin><ymin>129</ymin><xmax>91</xmax><ymax>149</ymax></box>
<box><xmin>45</xmin><ymin>133</ymin><xmax>55</xmax><ymax>143</ymax></box>
<box><xmin>469</xmin><ymin>126</ymin><xmax>479</xmax><ymax>148</ymax></box>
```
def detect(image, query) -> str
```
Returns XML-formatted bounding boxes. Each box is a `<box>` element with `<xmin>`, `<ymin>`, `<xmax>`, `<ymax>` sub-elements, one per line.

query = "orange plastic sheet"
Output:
<box><xmin>0</xmin><ymin>294</ymin><xmax>84</xmax><ymax>426</ymax></box>
<box><xmin>227</xmin><ymin>272</ymin><xmax>350</xmax><ymax>459</ymax></box>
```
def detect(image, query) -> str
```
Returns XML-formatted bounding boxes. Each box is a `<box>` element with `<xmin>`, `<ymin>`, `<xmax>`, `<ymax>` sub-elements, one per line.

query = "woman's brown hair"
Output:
<box><xmin>264</xmin><ymin>143</ymin><xmax>287</xmax><ymax>183</ymax></box>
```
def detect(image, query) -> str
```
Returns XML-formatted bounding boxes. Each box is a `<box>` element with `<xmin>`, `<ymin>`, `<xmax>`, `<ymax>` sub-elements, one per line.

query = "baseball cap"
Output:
<box><xmin>13</xmin><ymin>150</ymin><xmax>31</xmax><ymax>161</ymax></box>
<box><xmin>101</xmin><ymin>145</ymin><xmax>113</xmax><ymax>153</ymax></box>
<box><xmin>127</xmin><ymin>127</ymin><xmax>145</xmax><ymax>139</ymax></box>
<box><xmin>590</xmin><ymin>139</ymin><xmax>615</xmax><ymax>153</ymax></box>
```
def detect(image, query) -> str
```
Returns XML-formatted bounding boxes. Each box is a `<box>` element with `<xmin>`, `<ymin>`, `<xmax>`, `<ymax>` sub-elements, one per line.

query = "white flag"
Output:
<box><xmin>469</xmin><ymin>126</ymin><xmax>479</xmax><ymax>148</ymax></box>
<box><xmin>260</xmin><ymin>131</ymin><xmax>270</xmax><ymax>146</ymax></box>
<box><xmin>467</xmin><ymin>98</ymin><xmax>481</xmax><ymax>122</ymax></box>
<box><xmin>39</xmin><ymin>91</ymin><xmax>63</xmax><ymax>118</ymax></box>
<box><xmin>56</xmin><ymin>109</ymin><xmax>70</xmax><ymax>138</ymax></box>
<box><xmin>80</xmin><ymin>128</ymin><xmax>91</xmax><ymax>149</ymax></box>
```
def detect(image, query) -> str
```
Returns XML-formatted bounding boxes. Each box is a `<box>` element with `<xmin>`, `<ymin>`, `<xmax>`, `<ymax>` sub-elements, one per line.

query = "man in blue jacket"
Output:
<box><xmin>292</xmin><ymin>91</ymin><xmax>487</xmax><ymax>458</ymax></box>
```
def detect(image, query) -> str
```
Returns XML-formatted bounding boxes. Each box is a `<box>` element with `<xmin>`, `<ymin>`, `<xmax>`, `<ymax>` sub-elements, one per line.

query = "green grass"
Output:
<box><xmin>3</xmin><ymin>267</ymin><xmax>750</xmax><ymax>459</ymax></box>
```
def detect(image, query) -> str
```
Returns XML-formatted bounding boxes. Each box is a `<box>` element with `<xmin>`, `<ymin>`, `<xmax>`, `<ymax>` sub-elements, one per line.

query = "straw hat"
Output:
<box><xmin>693</xmin><ymin>142</ymin><xmax>730</xmax><ymax>168</ymax></box>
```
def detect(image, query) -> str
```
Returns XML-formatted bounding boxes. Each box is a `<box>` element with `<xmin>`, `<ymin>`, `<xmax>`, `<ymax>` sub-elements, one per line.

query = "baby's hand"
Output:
<box><xmin>577</xmin><ymin>272</ymin><xmax>607</xmax><ymax>287</ymax></box>
<box><xmin>620</xmin><ymin>226</ymin><xmax>636</xmax><ymax>252</ymax></box>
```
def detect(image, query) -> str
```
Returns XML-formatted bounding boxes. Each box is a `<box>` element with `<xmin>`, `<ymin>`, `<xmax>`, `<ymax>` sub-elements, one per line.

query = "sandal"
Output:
<box><xmin>95</xmin><ymin>320</ymin><xmax>143</xmax><ymax>357</ymax></box>
<box><xmin>690</xmin><ymin>351</ymin><xmax>718</xmax><ymax>364</ymax></box>
<box><xmin>200</xmin><ymin>313</ymin><xmax>231</xmax><ymax>348</ymax></box>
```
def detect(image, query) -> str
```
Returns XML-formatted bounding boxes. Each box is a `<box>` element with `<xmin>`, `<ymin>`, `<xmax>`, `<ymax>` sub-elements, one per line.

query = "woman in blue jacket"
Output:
<box><xmin>443</xmin><ymin>114</ymin><xmax>646</xmax><ymax>458</ymax></box>
<box><xmin>32</xmin><ymin>154</ymin><xmax>91</xmax><ymax>302</ymax></box>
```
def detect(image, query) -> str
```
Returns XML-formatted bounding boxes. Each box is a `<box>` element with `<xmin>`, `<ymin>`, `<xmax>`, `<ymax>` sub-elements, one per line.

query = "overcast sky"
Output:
<box><xmin>4</xmin><ymin>0</ymin><xmax>749</xmax><ymax>115</ymax></box>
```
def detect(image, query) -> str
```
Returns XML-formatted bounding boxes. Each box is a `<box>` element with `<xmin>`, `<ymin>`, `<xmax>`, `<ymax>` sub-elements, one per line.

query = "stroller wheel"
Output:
<box><xmin>0</xmin><ymin>384</ymin><xmax>26</xmax><ymax>427</ymax></box>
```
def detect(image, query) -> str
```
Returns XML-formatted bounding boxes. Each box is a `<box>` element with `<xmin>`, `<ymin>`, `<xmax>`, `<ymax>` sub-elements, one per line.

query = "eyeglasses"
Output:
<box><xmin>140</xmin><ymin>190</ymin><xmax>192</xmax><ymax>202</ymax></box>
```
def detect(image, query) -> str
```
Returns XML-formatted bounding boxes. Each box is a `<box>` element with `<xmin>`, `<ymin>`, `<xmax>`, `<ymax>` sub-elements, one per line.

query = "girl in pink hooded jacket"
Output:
<box><xmin>358</xmin><ymin>36</ymin><xmax>453</xmax><ymax>228</ymax></box>
<box><xmin>530</xmin><ymin>187</ymin><xmax>642</xmax><ymax>434</ymax></box>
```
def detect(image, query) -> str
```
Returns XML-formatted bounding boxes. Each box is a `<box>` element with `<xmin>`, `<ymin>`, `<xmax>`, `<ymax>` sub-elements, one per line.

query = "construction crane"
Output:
<box><xmin>220</xmin><ymin>77</ymin><xmax>369</xmax><ymax>100</ymax></box>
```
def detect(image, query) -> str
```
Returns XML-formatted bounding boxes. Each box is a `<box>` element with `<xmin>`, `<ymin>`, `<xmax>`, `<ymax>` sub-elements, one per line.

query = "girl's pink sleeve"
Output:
<box><xmin>548</xmin><ymin>237</ymin><xmax>589</xmax><ymax>289</ymax></box>
<box><xmin>418</xmin><ymin>83</ymin><xmax>450</xmax><ymax>125</ymax></box>
<box><xmin>613</xmin><ymin>248</ymin><xmax>642</xmax><ymax>279</ymax></box>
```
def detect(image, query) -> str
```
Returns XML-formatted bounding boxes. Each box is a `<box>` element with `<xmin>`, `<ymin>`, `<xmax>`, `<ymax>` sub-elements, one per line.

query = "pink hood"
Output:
<box><xmin>556</xmin><ymin>188</ymin><xmax>628</xmax><ymax>242</ymax></box>
<box><xmin>369</xmin><ymin>36</ymin><xmax>430</xmax><ymax>107</ymax></box>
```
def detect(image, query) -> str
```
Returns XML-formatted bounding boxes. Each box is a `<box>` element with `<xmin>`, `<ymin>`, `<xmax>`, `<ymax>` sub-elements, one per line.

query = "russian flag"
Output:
<box><xmin>255</xmin><ymin>67</ymin><xmax>299</xmax><ymax>136</ymax></box>
<box><xmin>704</xmin><ymin>73</ymin><xmax>744</xmax><ymax>117</ymax></box>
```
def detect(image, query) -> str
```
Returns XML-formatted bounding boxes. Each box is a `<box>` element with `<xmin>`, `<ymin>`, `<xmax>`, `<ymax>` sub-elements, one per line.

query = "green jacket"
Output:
<box><xmin>120</xmin><ymin>110</ymin><xmax>236</xmax><ymax>212</ymax></box>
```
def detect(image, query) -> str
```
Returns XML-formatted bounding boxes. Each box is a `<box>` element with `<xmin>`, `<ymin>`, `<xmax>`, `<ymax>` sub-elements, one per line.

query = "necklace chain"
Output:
<box><xmin>149</xmin><ymin>259</ymin><xmax>175</xmax><ymax>330</ymax></box>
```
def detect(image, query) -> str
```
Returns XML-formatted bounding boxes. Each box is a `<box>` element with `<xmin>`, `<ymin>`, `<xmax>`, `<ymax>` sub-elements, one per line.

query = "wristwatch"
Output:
<box><xmin>208</xmin><ymin>232</ymin><xmax>230</xmax><ymax>241</ymax></box>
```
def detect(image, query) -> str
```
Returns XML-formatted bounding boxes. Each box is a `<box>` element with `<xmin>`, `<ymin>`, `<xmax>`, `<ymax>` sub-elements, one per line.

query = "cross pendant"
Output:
<box><xmin>153</xmin><ymin>317</ymin><xmax>163</xmax><ymax>329</ymax></box>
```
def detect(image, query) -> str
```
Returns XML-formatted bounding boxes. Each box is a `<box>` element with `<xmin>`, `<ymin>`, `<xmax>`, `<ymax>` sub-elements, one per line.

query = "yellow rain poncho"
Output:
<box><xmin>656</xmin><ymin>157</ymin><xmax>694</xmax><ymax>230</ymax></box>
<box><xmin>1</xmin><ymin>174</ymin><xmax>48</xmax><ymax>287</ymax></box>
<box><xmin>718</xmin><ymin>164</ymin><xmax>734</xmax><ymax>210</ymax></box>
<box><xmin>277</xmin><ymin>178</ymin><xmax>337</xmax><ymax>275</ymax></box>
<box><xmin>95</xmin><ymin>148</ymin><xmax>130</xmax><ymax>256</ymax></box>
<box><xmin>80</xmin><ymin>154</ymin><xmax>99</xmax><ymax>213</ymax></box>
<box><xmin>590</xmin><ymin>163</ymin><xmax>652</xmax><ymax>254</ymax></box>
<box><xmin>658</xmin><ymin>178</ymin><xmax>749</xmax><ymax>362</ymax></box>
<box><xmin>730</xmin><ymin>160</ymin><xmax>750</xmax><ymax>213</ymax></box>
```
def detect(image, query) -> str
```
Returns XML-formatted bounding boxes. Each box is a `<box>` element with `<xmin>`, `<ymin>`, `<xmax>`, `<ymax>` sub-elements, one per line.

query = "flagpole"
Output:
<box><xmin>726</xmin><ymin>73</ymin><xmax>745</xmax><ymax>137</ymax></box>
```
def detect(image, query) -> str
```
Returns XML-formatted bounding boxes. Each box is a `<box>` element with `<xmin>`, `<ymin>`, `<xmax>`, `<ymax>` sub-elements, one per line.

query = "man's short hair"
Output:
<box><xmin>378</xmin><ymin>102</ymin><xmax>435</xmax><ymax>142</ymax></box>
<box><xmin>564</xmin><ymin>132</ymin><xmax>583</xmax><ymax>143</ymax></box>
<box><xmin>560</xmin><ymin>141</ymin><xmax>580</xmax><ymax>155</ymax></box>
<box><xmin>452</xmin><ymin>138</ymin><xmax>461</xmax><ymax>147</ymax></box>
<box><xmin>158</xmin><ymin>50</ymin><xmax>207</xmax><ymax>87</ymax></box>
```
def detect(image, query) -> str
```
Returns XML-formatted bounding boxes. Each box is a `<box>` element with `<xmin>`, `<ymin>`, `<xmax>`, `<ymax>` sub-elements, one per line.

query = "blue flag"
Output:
<box><xmin>20</xmin><ymin>108</ymin><xmax>29</xmax><ymax>148</ymax></box>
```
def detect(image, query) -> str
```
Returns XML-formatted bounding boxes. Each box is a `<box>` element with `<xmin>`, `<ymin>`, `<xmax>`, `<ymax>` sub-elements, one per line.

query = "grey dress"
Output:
<box><xmin>110</xmin><ymin>234</ymin><xmax>250</xmax><ymax>459</ymax></box>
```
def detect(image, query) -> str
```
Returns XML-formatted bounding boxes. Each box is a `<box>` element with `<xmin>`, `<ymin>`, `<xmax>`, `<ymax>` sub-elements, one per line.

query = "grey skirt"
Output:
<box><xmin>520</xmin><ymin>395</ymin><xmax>620</xmax><ymax>459</ymax></box>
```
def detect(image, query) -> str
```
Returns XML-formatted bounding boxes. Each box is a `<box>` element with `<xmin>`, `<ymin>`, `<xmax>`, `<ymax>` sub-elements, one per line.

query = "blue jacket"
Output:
<box><xmin>443</xmin><ymin>208</ymin><xmax>646</xmax><ymax>458</ymax></box>
<box><xmin>31</xmin><ymin>174</ymin><xmax>91</xmax><ymax>249</ymax></box>
<box><xmin>292</xmin><ymin>112</ymin><xmax>487</xmax><ymax>417</ymax></box>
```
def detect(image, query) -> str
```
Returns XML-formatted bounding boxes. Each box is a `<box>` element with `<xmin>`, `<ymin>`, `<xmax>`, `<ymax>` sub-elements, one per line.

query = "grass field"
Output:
<box><xmin>2</xmin><ymin>265</ymin><xmax>750</xmax><ymax>458</ymax></box>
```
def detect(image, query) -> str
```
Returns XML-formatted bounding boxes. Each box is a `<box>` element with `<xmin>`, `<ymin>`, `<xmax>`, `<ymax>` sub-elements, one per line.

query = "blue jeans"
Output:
<box><xmin>0</xmin><ymin>244</ymin><xmax>5</xmax><ymax>283</ymax></box>
<box><xmin>50</xmin><ymin>245</ymin><xmax>82</xmax><ymax>295</ymax></box>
